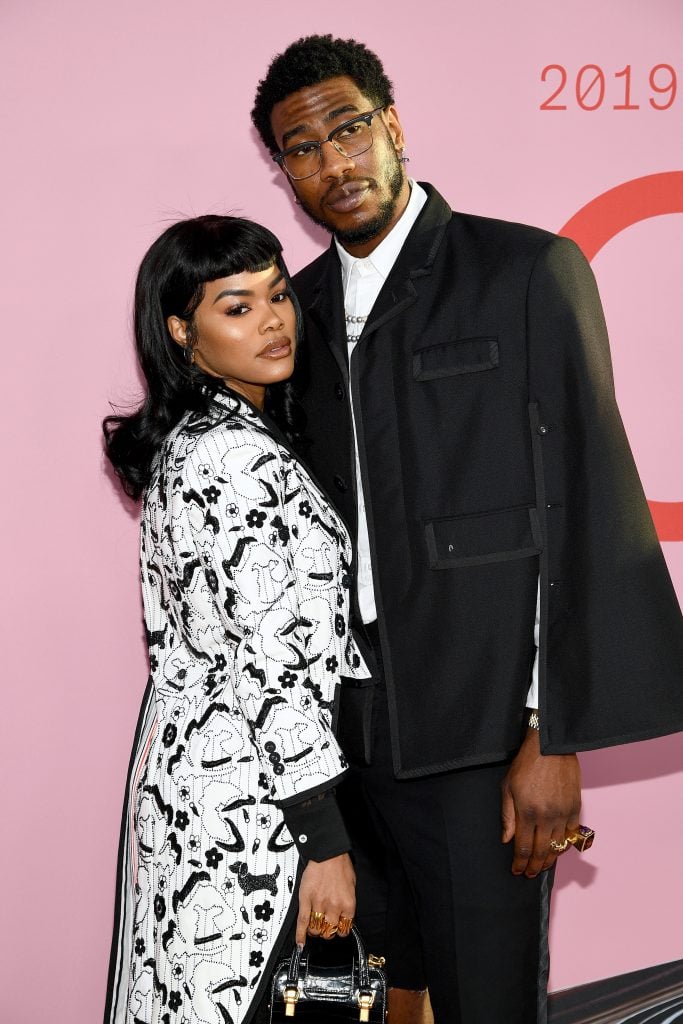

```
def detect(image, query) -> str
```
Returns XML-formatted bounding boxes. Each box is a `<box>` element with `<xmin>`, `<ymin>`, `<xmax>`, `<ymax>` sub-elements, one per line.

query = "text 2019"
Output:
<box><xmin>540</xmin><ymin>64</ymin><xmax>677</xmax><ymax>111</ymax></box>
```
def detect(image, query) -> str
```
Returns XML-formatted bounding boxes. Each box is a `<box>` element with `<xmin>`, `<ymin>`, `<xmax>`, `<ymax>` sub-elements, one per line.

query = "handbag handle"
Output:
<box><xmin>285</xmin><ymin>924</ymin><xmax>371</xmax><ymax>989</ymax></box>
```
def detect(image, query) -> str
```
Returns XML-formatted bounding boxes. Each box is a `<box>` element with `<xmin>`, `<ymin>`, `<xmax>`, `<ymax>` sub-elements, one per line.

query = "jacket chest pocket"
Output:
<box><xmin>425</xmin><ymin>506</ymin><xmax>542</xmax><ymax>569</ymax></box>
<box><xmin>413</xmin><ymin>336</ymin><xmax>499</xmax><ymax>381</ymax></box>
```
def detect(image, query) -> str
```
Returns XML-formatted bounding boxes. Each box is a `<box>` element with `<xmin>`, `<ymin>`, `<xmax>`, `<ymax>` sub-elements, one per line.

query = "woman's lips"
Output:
<box><xmin>258</xmin><ymin>340</ymin><xmax>292</xmax><ymax>360</ymax></box>
<box><xmin>325</xmin><ymin>181</ymin><xmax>371</xmax><ymax>213</ymax></box>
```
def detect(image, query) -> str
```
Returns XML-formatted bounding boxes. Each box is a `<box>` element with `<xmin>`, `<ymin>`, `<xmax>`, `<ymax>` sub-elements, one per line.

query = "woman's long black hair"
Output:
<box><xmin>103</xmin><ymin>215</ymin><xmax>306</xmax><ymax>500</ymax></box>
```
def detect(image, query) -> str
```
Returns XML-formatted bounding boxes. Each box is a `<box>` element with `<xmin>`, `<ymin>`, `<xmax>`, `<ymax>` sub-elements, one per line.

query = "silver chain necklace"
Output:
<box><xmin>345</xmin><ymin>313</ymin><xmax>368</xmax><ymax>343</ymax></box>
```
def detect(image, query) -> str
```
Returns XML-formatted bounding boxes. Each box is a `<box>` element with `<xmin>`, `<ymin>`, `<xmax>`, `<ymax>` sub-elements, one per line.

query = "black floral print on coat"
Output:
<box><xmin>106</xmin><ymin>390</ymin><xmax>368</xmax><ymax>1024</ymax></box>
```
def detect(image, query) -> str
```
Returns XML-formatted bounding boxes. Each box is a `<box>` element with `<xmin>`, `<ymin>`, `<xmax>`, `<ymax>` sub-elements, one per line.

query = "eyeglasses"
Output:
<box><xmin>273</xmin><ymin>107</ymin><xmax>385</xmax><ymax>180</ymax></box>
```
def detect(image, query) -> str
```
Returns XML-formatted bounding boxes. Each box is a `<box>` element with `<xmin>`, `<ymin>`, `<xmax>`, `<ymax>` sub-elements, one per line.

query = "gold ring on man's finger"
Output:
<box><xmin>548</xmin><ymin>838</ymin><xmax>570</xmax><ymax>853</ymax></box>
<box><xmin>565</xmin><ymin>825</ymin><xmax>595</xmax><ymax>852</ymax></box>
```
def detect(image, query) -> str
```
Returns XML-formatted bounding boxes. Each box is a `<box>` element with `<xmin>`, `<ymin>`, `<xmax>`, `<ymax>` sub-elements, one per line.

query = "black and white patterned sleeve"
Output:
<box><xmin>169</xmin><ymin>430</ymin><xmax>349</xmax><ymax>807</ymax></box>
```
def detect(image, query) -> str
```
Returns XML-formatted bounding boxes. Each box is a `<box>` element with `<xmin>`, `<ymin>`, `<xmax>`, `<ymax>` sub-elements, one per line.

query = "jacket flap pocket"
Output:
<box><xmin>413</xmin><ymin>336</ymin><xmax>499</xmax><ymax>381</ymax></box>
<box><xmin>425</xmin><ymin>507</ymin><xmax>541</xmax><ymax>569</ymax></box>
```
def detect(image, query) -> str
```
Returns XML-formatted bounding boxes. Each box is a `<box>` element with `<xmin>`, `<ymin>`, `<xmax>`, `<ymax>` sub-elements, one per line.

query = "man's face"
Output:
<box><xmin>270</xmin><ymin>75</ymin><xmax>409</xmax><ymax>252</ymax></box>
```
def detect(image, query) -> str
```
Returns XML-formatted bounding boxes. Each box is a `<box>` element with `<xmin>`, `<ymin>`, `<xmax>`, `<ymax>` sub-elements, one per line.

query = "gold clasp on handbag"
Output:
<box><xmin>358</xmin><ymin>991</ymin><xmax>375</xmax><ymax>1021</ymax></box>
<box><xmin>368</xmin><ymin>954</ymin><xmax>386</xmax><ymax>968</ymax></box>
<box><xmin>283</xmin><ymin>985</ymin><xmax>299</xmax><ymax>1017</ymax></box>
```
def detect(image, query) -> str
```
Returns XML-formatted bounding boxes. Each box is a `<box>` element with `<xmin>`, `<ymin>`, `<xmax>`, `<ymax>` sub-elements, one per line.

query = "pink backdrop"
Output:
<box><xmin>2</xmin><ymin>1</ymin><xmax>682</xmax><ymax>1020</ymax></box>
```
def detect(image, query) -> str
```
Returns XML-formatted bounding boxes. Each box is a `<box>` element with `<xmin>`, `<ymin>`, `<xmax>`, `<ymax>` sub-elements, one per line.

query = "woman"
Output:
<box><xmin>103</xmin><ymin>215</ymin><xmax>369</xmax><ymax>1024</ymax></box>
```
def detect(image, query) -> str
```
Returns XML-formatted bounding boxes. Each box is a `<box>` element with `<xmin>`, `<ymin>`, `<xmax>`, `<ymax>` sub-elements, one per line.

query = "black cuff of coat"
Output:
<box><xmin>281</xmin><ymin>791</ymin><xmax>352</xmax><ymax>863</ymax></box>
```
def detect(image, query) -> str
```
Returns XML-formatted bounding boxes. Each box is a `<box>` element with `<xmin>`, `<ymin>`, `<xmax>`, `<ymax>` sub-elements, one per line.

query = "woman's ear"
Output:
<box><xmin>167</xmin><ymin>315</ymin><xmax>189</xmax><ymax>349</ymax></box>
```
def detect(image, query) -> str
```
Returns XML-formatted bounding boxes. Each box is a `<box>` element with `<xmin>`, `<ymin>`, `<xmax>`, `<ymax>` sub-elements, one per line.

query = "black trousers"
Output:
<box><xmin>340</xmin><ymin>626</ymin><xmax>553</xmax><ymax>1024</ymax></box>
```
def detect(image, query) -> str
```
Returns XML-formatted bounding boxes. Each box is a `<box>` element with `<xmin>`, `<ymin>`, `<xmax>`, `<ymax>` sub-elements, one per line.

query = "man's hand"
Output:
<box><xmin>501</xmin><ymin>726</ymin><xmax>581</xmax><ymax>877</ymax></box>
<box><xmin>296</xmin><ymin>853</ymin><xmax>356</xmax><ymax>944</ymax></box>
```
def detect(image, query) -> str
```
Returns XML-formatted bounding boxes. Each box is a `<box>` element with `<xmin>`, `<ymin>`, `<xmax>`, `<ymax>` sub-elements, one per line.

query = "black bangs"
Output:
<box><xmin>158</xmin><ymin>215</ymin><xmax>283</xmax><ymax>320</ymax></box>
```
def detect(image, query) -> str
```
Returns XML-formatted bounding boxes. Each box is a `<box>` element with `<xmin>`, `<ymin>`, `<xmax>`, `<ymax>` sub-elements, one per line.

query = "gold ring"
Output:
<box><xmin>309</xmin><ymin>910</ymin><xmax>326</xmax><ymax>930</ymax></box>
<box><xmin>320</xmin><ymin>920</ymin><xmax>339</xmax><ymax>938</ymax></box>
<box><xmin>337</xmin><ymin>915</ymin><xmax>353</xmax><ymax>937</ymax></box>
<box><xmin>566</xmin><ymin>825</ymin><xmax>595</xmax><ymax>853</ymax></box>
<box><xmin>549</xmin><ymin>838</ymin><xmax>570</xmax><ymax>853</ymax></box>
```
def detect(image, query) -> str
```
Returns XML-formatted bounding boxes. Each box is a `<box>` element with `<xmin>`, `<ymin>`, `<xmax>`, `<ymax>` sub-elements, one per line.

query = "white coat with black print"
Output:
<box><xmin>105</xmin><ymin>388</ymin><xmax>369</xmax><ymax>1024</ymax></box>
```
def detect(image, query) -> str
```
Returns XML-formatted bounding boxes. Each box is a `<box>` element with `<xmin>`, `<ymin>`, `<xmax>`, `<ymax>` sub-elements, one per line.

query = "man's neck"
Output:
<box><xmin>337</xmin><ymin>178</ymin><xmax>412</xmax><ymax>259</ymax></box>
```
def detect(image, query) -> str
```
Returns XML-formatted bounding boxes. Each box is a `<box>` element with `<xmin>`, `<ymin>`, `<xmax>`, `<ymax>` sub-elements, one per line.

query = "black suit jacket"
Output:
<box><xmin>291</xmin><ymin>183</ymin><xmax>683</xmax><ymax>778</ymax></box>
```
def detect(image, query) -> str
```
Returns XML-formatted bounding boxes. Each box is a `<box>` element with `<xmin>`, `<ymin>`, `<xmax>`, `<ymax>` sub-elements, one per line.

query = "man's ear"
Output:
<box><xmin>167</xmin><ymin>315</ymin><xmax>189</xmax><ymax>349</ymax></box>
<box><xmin>384</xmin><ymin>104</ymin><xmax>406</xmax><ymax>154</ymax></box>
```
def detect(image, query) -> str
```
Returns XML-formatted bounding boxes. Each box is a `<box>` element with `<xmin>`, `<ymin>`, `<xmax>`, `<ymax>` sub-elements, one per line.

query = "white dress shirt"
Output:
<box><xmin>335</xmin><ymin>182</ymin><xmax>539</xmax><ymax>707</ymax></box>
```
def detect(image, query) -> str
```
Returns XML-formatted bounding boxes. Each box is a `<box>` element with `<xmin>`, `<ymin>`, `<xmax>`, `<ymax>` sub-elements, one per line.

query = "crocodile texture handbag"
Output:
<box><xmin>269</xmin><ymin>926</ymin><xmax>386</xmax><ymax>1022</ymax></box>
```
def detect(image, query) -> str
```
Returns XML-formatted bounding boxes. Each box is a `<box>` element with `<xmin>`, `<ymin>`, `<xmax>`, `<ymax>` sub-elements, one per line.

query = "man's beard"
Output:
<box><xmin>297</xmin><ymin>152</ymin><xmax>405</xmax><ymax>247</ymax></box>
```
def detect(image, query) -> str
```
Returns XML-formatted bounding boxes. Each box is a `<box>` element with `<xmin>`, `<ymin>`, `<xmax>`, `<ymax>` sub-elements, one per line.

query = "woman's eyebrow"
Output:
<box><xmin>212</xmin><ymin>272</ymin><xmax>284</xmax><ymax>305</ymax></box>
<box><xmin>212</xmin><ymin>288</ymin><xmax>252</xmax><ymax>303</ymax></box>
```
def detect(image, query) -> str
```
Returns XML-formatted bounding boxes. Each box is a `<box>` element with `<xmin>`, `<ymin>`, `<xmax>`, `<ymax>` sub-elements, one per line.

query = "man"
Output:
<box><xmin>251</xmin><ymin>35</ymin><xmax>683</xmax><ymax>1023</ymax></box>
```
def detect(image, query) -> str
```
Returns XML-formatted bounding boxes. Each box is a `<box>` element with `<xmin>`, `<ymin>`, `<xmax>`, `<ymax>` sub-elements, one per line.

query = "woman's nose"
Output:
<box><xmin>261</xmin><ymin>305</ymin><xmax>285</xmax><ymax>332</ymax></box>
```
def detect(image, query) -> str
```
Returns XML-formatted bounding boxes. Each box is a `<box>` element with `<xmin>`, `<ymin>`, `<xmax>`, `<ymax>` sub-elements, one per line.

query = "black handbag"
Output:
<box><xmin>269</xmin><ymin>926</ymin><xmax>386</xmax><ymax>1022</ymax></box>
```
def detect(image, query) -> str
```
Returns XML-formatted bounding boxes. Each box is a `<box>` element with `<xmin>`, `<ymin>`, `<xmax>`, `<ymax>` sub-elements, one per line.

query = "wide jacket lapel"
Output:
<box><xmin>361</xmin><ymin>184</ymin><xmax>452</xmax><ymax>343</ymax></box>
<box><xmin>307</xmin><ymin>245</ymin><xmax>348</xmax><ymax>381</ymax></box>
<box><xmin>301</xmin><ymin>185</ymin><xmax>453</xmax><ymax>361</ymax></box>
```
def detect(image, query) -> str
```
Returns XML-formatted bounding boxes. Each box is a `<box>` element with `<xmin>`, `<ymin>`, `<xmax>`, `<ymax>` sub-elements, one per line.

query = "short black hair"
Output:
<box><xmin>103</xmin><ymin>216</ymin><xmax>305</xmax><ymax>499</ymax></box>
<box><xmin>251</xmin><ymin>34</ymin><xmax>395</xmax><ymax>154</ymax></box>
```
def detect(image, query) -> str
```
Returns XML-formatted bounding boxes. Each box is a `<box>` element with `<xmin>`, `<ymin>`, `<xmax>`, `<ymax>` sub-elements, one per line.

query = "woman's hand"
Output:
<box><xmin>295</xmin><ymin>853</ymin><xmax>356</xmax><ymax>944</ymax></box>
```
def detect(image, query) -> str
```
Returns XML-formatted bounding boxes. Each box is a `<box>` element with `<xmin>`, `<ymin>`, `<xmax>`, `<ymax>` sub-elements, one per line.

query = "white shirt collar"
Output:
<box><xmin>335</xmin><ymin>180</ymin><xmax>428</xmax><ymax>286</ymax></box>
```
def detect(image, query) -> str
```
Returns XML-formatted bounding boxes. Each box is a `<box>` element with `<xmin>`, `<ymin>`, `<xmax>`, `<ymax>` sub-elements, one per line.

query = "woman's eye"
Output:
<box><xmin>271</xmin><ymin>291</ymin><xmax>289</xmax><ymax>304</ymax></box>
<box><xmin>226</xmin><ymin>304</ymin><xmax>250</xmax><ymax>316</ymax></box>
